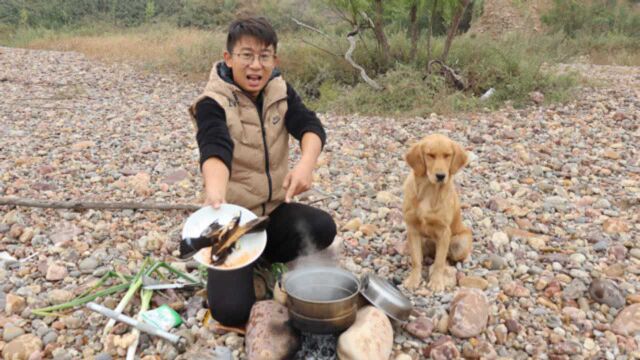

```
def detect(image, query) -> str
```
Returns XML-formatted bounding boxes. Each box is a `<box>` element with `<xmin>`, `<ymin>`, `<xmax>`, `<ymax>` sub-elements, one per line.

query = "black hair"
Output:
<box><xmin>226</xmin><ymin>17</ymin><xmax>278</xmax><ymax>53</ymax></box>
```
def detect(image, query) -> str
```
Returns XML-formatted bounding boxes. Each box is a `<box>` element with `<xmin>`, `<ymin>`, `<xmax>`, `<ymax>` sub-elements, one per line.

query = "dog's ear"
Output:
<box><xmin>450</xmin><ymin>141</ymin><xmax>468</xmax><ymax>175</ymax></box>
<box><xmin>406</xmin><ymin>142</ymin><xmax>426</xmax><ymax>177</ymax></box>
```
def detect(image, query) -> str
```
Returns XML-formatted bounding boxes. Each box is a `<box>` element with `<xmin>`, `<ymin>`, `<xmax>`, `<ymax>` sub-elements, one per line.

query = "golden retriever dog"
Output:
<box><xmin>402</xmin><ymin>134</ymin><xmax>472</xmax><ymax>292</ymax></box>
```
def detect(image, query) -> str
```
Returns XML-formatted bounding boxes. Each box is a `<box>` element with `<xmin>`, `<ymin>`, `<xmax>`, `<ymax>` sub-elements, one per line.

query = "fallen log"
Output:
<box><xmin>0</xmin><ymin>197</ymin><xmax>200</xmax><ymax>211</ymax></box>
<box><xmin>0</xmin><ymin>195</ymin><xmax>332</xmax><ymax>211</ymax></box>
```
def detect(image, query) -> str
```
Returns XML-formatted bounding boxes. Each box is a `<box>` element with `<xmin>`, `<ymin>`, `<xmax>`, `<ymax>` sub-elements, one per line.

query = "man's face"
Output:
<box><xmin>223</xmin><ymin>36</ymin><xmax>277</xmax><ymax>99</ymax></box>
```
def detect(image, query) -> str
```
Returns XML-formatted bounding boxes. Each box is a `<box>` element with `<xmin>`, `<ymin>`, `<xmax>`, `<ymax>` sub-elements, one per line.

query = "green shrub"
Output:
<box><xmin>542</xmin><ymin>0</ymin><xmax>640</xmax><ymax>37</ymax></box>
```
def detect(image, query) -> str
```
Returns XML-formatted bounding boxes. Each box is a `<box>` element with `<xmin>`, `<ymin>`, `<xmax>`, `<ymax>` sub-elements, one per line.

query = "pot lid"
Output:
<box><xmin>359</xmin><ymin>273</ymin><xmax>412</xmax><ymax>322</ymax></box>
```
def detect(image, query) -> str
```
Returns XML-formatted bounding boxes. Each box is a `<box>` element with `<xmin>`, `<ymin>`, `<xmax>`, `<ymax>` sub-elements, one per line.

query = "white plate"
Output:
<box><xmin>181</xmin><ymin>204</ymin><xmax>267</xmax><ymax>271</ymax></box>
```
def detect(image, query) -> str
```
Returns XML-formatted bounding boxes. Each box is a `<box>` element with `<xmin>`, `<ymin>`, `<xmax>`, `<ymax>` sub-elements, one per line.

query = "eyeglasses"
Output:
<box><xmin>233</xmin><ymin>52</ymin><xmax>276</xmax><ymax>66</ymax></box>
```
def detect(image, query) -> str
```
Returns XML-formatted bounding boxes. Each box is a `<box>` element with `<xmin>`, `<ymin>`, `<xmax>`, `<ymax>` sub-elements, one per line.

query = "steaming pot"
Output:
<box><xmin>281</xmin><ymin>266</ymin><xmax>413</xmax><ymax>334</ymax></box>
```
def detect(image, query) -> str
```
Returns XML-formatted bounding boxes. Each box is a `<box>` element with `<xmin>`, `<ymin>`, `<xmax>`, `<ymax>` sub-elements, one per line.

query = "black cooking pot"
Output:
<box><xmin>207</xmin><ymin>264</ymin><xmax>255</xmax><ymax>326</ymax></box>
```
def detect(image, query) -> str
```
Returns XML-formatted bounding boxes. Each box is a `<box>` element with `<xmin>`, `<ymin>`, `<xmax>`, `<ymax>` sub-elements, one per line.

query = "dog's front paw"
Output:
<box><xmin>403</xmin><ymin>273</ymin><xmax>421</xmax><ymax>290</ymax></box>
<box><xmin>427</xmin><ymin>273</ymin><xmax>446</xmax><ymax>292</ymax></box>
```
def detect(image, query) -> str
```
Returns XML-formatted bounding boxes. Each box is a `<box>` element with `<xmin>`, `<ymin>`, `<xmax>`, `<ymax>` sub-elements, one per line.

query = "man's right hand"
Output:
<box><xmin>202</xmin><ymin>157</ymin><xmax>230</xmax><ymax>209</ymax></box>
<box><xmin>205</xmin><ymin>186</ymin><xmax>226</xmax><ymax>209</ymax></box>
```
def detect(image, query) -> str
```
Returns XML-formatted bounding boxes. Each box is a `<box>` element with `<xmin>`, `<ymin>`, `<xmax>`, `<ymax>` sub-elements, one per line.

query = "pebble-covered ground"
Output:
<box><xmin>0</xmin><ymin>46</ymin><xmax>639</xmax><ymax>359</ymax></box>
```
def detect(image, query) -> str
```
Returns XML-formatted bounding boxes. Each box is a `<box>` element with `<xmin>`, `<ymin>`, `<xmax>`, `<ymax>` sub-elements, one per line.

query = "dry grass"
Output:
<box><xmin>24</xmin><ymin>25</ymin><xmax>225</xmax><ymax>80</ymax></box>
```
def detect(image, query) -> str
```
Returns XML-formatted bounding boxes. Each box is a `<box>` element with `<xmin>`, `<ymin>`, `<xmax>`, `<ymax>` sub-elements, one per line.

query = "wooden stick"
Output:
<box><xmin>0</xmin><ymin>197</ymin><xmax>200</xmax><ymax>211</ymax></box>
<box><xmin>345</xmin><ymin>27</ymin><xmax>383</xmax><ymax>90</ymax></box>
<box><xmin>290</xmin><ymin>17</ymin><xmax>329</xmax><ymax>37</ymax></box>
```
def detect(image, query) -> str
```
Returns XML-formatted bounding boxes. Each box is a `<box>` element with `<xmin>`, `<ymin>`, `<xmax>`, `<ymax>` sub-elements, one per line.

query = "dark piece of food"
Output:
<box><xmin>179</xmin><ymin>220</ymin><xmax>224</xmax><ymax>259</ymax></box>
<box><xmin>211</xmin><ymin>215</ymin><xmax>270</xmax><ymax>265</ymax></box>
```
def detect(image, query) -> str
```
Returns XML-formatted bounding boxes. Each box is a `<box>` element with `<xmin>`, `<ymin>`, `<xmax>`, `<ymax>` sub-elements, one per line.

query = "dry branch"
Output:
<box><xmin>428</xmin><ymin>60</ymin><xmax>467</xmax><ymax>90</ymax></box>
<box><xmin>290</xmin><ymin>17</ymin><xmax>329</xmax><ymax>37</ymax></box>
<box><xmin>0</xmin><ymin>197</ymin><xmax>200</xmax><ymax>211</ymax></box>
<box><xmin>345</xmin><ymin>28</ymin><xmax>383</xmax><ymax>91</ymax></box>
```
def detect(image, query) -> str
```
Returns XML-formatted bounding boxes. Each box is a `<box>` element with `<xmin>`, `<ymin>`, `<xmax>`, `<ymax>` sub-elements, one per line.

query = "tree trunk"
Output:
<box><xmin>426</xmin><ymin>0</ymin><xmax>438</xmax><ymax>70</ymax></box>
<box><xmin>408</xmin><ymin>0</ymin><xmax>419</xmax><ymax>61</ymax></box>
<box><xmin>372</xmin><ymin>0</ymin><xmax>391</xmax><ymax>69</ymax></box>
<box><xmin>441</xmin><ymin>0</ymin><xmax>472</xmax><ymax>62</ymax></box>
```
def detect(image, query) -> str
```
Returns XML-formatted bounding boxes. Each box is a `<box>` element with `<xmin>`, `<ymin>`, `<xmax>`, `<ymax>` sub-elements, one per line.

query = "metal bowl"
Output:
<box><xmin>288</xmin><ymin>306</ymin><xmax>357</xmax><ymax>334</ymax></box>
<box><xmin>360</xmin><ymin>273</ymin><xmax>412</xmax><ymax>322</ymax></box>
<box><xmin>283</xmin><ymin>266</ymin><xmax>360</xmax><ymax>333</ymax></box>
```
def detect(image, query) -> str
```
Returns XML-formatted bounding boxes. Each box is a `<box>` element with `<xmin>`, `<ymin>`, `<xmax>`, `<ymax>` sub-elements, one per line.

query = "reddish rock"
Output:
<box><xmin>611</xmin><ymin>304</ymin><xmax>640</xmax><ymax>336</ymax></box>
<box><xmin>603</xmin><ymin>218</ymin><xmax>629</xmax><ymax>234</ymax></box>
<box><xmin>423</xmin><ymin>336</ymin><xmax>460</xmax><ymax>360</ymax></box>
<box><xmin>338</xmin><ymin>306</ymin><xmax>393</xmax><ymax>360</ymax></box>
<box><xmin>245</xmin><ymin>300</ymin><xmax>299</xmax><ymax>360</ymax></box>
<box><xmin>423</xmin><ymin>336</ymin><xmax>454</xmax><ymax>358</ymax></box>
<box><xmin>404</xmin><ymin>316</ymin><xmax>434</xmax><ymax>340</ymax></box>
<box><xmin>45</xmin><ymin>264</ymin><xmax>68</xmax><ymax>281</ymax></box>
<box><xmin>448</xmin><ymin>288</ymin><xmax>489</xmax><ymax>338</ymax></box>
<box><xmin>504</xmin><ymin>281</ymin><xmax>530</xmax><ymax>297</ymax></box>
<box><xmin>161</xmin><ymin>168</ymin><xmax>190</xmax><ymax>185</ymax></box>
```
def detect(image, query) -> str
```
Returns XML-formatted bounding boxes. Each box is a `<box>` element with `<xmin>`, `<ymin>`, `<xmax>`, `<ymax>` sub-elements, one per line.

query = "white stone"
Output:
<box><xmin>338</xmin><ymin>306</ymin><xmax>393</xmax><ymax>360</ymax></box>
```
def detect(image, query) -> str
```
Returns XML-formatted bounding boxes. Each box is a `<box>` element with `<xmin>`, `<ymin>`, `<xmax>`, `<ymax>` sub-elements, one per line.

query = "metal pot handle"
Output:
<box><xmin>360</xmin><ymin>273</ymin><xmax>370</xmax><ymax>293</ymax></box>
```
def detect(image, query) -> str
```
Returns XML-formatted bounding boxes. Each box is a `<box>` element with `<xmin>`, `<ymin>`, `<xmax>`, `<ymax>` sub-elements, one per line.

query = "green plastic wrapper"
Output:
<box><xmin>140</xmin><ymin>304</ymin><xmax>183</xmax><ymax>331</ymax></box>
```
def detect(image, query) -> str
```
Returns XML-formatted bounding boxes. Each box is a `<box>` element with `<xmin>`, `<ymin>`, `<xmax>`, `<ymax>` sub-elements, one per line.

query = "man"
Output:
<box><xmin>188</xmin><ymin>16</ymin><xmax>336</xmax><ymax>325</ymax></box>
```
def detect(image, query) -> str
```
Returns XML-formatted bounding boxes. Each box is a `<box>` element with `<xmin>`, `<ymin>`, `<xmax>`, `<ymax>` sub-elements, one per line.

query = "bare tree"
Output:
<box><xmin>441</xmin><ymin>0</ymin><xmax>472</xmax><ymax>62</ymax></box>
<box><xmin>372</xmin><ymin>0</ymin><xmax>391</xmax><ymax>68</ymax></box>
<box><xmin>408</xmin><ymin>0</ymin><xmax>420</xmax><ymax>61</ymax></box>
<box><xmin>426</xmin><ymin>0</ymin><xmax>439</xmax><ymax>68</ymax></box>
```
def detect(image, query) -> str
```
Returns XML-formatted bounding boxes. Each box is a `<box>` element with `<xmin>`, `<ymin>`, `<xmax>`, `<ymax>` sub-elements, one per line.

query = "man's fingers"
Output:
<box><xmin>283</xmin><ymin>173</ymin><xmax>292</xmax><ymax>189</ymax></box>
<box><xmin>285</xmin><ymin>180</ymin><xmax>297</xmax><ymax>203</ymax></box>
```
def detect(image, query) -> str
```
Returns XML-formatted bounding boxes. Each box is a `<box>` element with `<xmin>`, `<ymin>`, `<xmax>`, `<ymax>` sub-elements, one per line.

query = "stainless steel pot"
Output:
<box><xmin>282</xmin><ymin>266</ymin><xmax>360</xmax><ymax>334</ymax></box>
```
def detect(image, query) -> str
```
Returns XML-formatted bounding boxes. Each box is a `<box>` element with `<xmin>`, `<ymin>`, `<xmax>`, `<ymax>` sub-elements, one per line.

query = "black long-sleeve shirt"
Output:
<box><xmin>195</xmin><ymin>83</ymin><xmax>326</xmax><ymax>172</ymax></box>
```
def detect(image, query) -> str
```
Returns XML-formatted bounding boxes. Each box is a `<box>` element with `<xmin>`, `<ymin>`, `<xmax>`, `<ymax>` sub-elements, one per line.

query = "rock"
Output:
<box><xmin>459</xmin><ymin>276</ymin><xmax>488</xmax><ymax>290</ymax></box>
<box><xmin>5</xmin><ymin>293</ymin><xmax>26</xmax><ymax>315</ymax></box>
<box><xmin>604</xmin><ymin>263</ymin><xmax>625</xmax><ymax>277</ymax></box>
<box><xmin>3</xmin><ymin>323</ymin><xmax>25</xmax><ymax>342</ymax></box>
<box><xmin>139</xmin><ymin>231</ymin><xmax>167</xmax><ymax>252</ymax></box>
<box><xmin>589</xmin><ymin>279</ymin><xmax>625</xmax><ymax>309</ymax></box>
<box><xmin>161</xmin><ymin>168</ymin><xmax>190</xmax><ymax>185</ymax></box>
<box><xmin>245</xmin><ymin>300</ymin><xmax>299</xmax><ymax>360</ymax></box>
<box><xmin>436</xmin><ymin>313</ymin><xmax>449</xmax><ymax>334</ymax></box>
<box><xmin>128</xmin><ymin>172</ymin><xmax>151</xmax><ymax>196</ymax></box>
<box><xmin>505</xmin><ymin>319</ymin><xmax>522</xmax><ymax>334</ymax></box>
<box><xmin>462</xmin><ymin>339</ymin><xmax>497</xmax><ymax>359</ymax></box>
<box><xmin>611</xmin><ymin>304</ymin><xmax>640</xmax><ymax>336</ymax></box>
<box><xmin>504</xmin><ymin>281</ymin><xmax>530</xmax><ymax>297</ymax></box>
<box><xmin>490</xmin><ymin>232</ymin><xmax>509</xmax><ymax>249</ymax></box>
<box><xmin>45</xmin><ymin>264</ymin><xmax>68</xmax><ymax>281</ymax></box>
<box><xmin>629</xmin><ymin>248</ymin><xmax>640</xmax><ymax>260</ymax></box>
<box><xmin>359</xmin><ymin>224</ymin><xmax>378</xmax><ymax>237</ymax></box>
<box><xmin>481</xmin><ymin>254</ymin><xmax>506</xmax><ymax>270</ymax></box>
<box><xmin>79</xmin><ymin>257</ymin><xmax>99</xmax><ymax>273</ymax></box>
<box><xmin>423</xmin><ymin>336</ymin><xmax>460</xmax><ymax>360</ymax></box>
<box><xmin>603</xmin><ymin>218</ymin><xmax>629</xmax><ymax>234</ymax></box>
<box><xmin>337</xmin><ymin>306</ymin><xmax>393</xmax><ymax>360</ymax></box>
<box><xmin>342</xmin><ymin>218</ymin><xmax>362</xmax><ymax>232</ymax></box>
<box><xmin>448</xmin><ymin>288</ymin><xmax>489</xmax><ymax>338</ymax></box>
<box><xmin>375</xmin><ymin>191</ymin><xmax>397</xmax><ymax>205</ymax></box>
<box><xmin>48</xmin><ymin>289</ymin><xmax>74</xmax><ymax>305</ymax></box>
<box><xmin>18</xmin><ymin>228</ymin><xmax>34</xmax><ymax>243</ymax></box>
<box><xmin>529</xmin><ymin>91</ymin><xmax>544</xmax><ymax>104</ymax></box>
<box><xmin>562</xmin><ymin>279</ymin><xmax>587</xmax><ymax>300</ymax></box>
<box><xmin>71</xmin><ymin>140</ymin><xmax>95</xmax><ymax>150</ymax></box>
<box><xmin>3</xmin><ymin>334</ymin><xmax>43</xmax><ymax>360</ymax></box>
<box><xmin>404</xmin><ymin>316</ymin><xmax>434</xmax><ymax>339</ymax></box>
<box><xmin>224</xmin><ymin>333</ymin><xmax>244</xmax><ymax>350</ymax></box>
<box><xmin>569</xmin><ymin>253</ymin><xmax>586</xmax><ymax>265</ymax></box>
<box><xmin>494</xmin><ymin>324</ymin><xmax>508</xmax><ymax>344</ymax></box>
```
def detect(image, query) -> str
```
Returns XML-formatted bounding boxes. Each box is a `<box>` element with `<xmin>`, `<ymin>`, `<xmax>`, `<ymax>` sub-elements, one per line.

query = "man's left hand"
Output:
<box><xmin>283</xmin><ymin>161</ymin><xmax>314</xmax><ymax>203</ymax></box>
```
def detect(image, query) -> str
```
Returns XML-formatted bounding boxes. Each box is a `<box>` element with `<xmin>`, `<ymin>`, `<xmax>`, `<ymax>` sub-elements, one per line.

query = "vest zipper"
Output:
<box><xmin>257</xmin><ymin>105</ymin><xmax>272</xmax><ymax>216</ymax></box>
